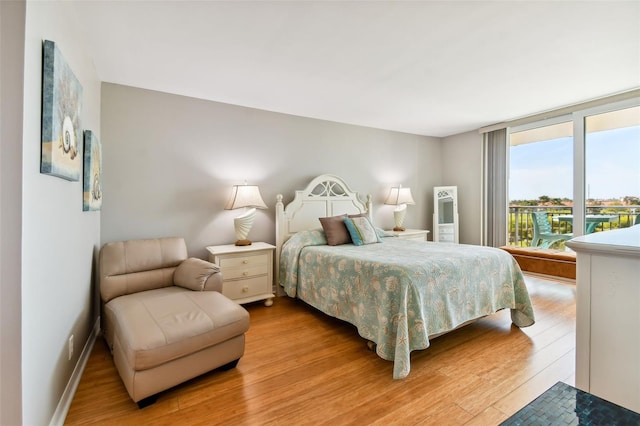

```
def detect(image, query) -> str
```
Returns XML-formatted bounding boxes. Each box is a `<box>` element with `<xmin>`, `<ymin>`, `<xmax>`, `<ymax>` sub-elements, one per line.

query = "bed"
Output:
<box><xmin>275</xmin><ymin>174</ymin><xmax>535</xmax><ymax>379</ymax></box>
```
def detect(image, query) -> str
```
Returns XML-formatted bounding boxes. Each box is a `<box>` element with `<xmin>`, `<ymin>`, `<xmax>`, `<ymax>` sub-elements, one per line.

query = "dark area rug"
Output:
<box><xmin>501</xmin><ymin>382</ymin><xmax>640</xmax><ymax>425</ymax></box>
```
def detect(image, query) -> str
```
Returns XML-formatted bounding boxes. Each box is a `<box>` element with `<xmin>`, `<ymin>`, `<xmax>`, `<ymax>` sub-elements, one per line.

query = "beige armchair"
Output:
<box><xmin>99</xmin><ymin>237</ymin><xmax>250</xmax><ymax>407</ymax></box>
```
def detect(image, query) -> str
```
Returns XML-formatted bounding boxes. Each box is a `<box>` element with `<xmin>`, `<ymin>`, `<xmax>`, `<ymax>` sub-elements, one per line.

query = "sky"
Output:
<box><xmin>509</xmin><ymin>126</ymin><xmax>640</xmax><ymax>201</ymax></box>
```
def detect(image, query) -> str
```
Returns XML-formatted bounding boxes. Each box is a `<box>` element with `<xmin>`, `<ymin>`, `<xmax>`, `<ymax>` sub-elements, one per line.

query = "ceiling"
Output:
<box><xmin>69</xmin><ymin>1</ymin><xmax>640</xmax><ymax>137</ymax></box>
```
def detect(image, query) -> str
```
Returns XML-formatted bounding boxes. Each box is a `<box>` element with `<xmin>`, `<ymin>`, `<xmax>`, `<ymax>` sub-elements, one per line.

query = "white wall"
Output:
<box><xmin>22</xmin><ymin>1</ymin><xmax>101</xmax><ymax>424</ymax></box>
<box><xmin>441</xmin><ymin>130</ymin><xmax>483</xmax><ymax>245</ymax></box>
<box><xmin>0</xmin><ymin>1</ymin><xmax>25</xmax><ymax>424</ymax></box>
<box><xmin>101</xmin><ymin>84</ymin><xmax>442</xmax><ymax>256</ymax></box>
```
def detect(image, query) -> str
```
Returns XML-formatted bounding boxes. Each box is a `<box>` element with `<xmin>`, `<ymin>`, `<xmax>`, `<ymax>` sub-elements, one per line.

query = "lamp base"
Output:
<box><xmin>392</xmin><ymin>205</ymin><xmax>407</xmax><ymax>233</ymax></box>
<box><xmin>235</xmin><ymin>239</ymin><xmax>252</xmax><ymax>246</ymax></box>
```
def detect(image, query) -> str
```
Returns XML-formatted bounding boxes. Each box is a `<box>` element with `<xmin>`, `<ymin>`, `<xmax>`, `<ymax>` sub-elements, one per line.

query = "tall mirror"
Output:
<box><xmin>433</xmin><ymin>186</ymin><xmax>459</xmax><ymax>243</ymax></box>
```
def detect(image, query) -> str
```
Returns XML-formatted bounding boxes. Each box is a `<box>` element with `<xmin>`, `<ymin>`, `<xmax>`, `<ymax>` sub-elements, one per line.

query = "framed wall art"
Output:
<box><xmin>41</xmin><ymin>39</ymin><xmax>83</xmax><ymax>181</ymax></box>
<box><xmin>83</xmin><ymin>130</ymin><xmax>102</xmax><ymax>211</ymax></box>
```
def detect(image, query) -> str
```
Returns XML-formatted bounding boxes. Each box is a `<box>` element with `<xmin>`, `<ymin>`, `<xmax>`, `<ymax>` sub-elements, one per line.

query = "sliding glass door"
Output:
<box><xmin>584</xmin><ymin>105</ymin><xmax>640</xmax><ymax>232</ymax></box>
<box><xmin>508</xmin><ymin>119</ymin><xmax>573</xmax><ymax>247</ymax></box>
<box><xmin>506</xmin><ymin>99</ymin><xmax>640</xmax><ymax>248</ymax></box>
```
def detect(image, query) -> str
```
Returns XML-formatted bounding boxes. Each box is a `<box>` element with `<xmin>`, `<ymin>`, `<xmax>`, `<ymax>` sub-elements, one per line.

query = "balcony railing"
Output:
<box><xmin>508</xmin><ymin>205</ymin><xmax>639</xmax><ymax>248</ymax></box>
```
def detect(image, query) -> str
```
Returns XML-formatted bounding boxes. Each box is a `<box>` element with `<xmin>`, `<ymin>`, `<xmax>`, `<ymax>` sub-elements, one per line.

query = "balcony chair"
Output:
<box><xmin>99</xmin><ymin>237</ymin><xmax>250</xmax><ymax>407</ymax></box>
<box><xmin>634</xmin><ymin>213</ymin><xmax>640</xmax><ymax>226</ymax></box>
<box><xmin>531</xmin><ymin>211</ymin><xmax>573</xmax><ymax>249</ymax></box>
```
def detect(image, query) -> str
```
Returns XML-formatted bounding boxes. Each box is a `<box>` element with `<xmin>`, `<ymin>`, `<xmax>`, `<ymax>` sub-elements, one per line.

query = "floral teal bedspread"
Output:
<box><xmin>279</xmin><ymin>229</ymin><xmax>535</xmax><ymax>379</ymax></box>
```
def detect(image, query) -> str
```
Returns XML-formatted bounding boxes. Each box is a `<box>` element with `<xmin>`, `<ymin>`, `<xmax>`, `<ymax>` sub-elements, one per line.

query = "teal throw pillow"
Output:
<box><xmin>344</xmin><ymin>216</ymin><xmax>381</xmax><ymax>246</ymax></box>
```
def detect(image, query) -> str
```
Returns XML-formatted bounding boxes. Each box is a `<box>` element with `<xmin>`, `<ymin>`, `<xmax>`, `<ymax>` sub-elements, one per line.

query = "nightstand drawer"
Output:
<box><xmin>223</xmin><ymin>276</ymin><xmax>270</xmax><ymax>300</ymax></box>
<box><xmin>223</xmin><ymin>264</ymin><xmax>268</xmax><ymax>280</ymax></box>
<box><xmin>206</xmin><ymin>242</ymin><xmax>275</xmax><ymax>306</ymax></box>
<box><xmin>401</xmin><ymin>234</ymin><xmax>427</xmax><ymax>242</ymax></box>
<box><xmin>219</xmin><ymin>253</ymin><xmax>269</xmax><ymax>269</ymax></box>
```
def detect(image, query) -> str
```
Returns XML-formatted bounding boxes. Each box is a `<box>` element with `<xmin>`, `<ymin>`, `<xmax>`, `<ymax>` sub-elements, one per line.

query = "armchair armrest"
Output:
<box><xmin>174</xmin><ymin>258</ymin><xmax>222</xmax><ymax>292</ymax></box>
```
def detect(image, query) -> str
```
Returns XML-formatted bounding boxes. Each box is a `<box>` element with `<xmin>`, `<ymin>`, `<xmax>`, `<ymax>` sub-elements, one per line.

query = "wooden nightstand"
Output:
<box><xmin>384</xmin><ymin>229</ymin><xmax>430</xmax><ymax>241</ymax></box>
<box><xmin>206</xmin><ymin>242</ymin><xmax>275</xmax><ymax>306</ymax></box>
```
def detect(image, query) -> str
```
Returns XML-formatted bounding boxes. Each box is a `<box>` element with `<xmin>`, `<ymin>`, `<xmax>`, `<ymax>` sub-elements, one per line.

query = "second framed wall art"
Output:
<box><xmin>83</xmin><ymin>130</ymin><xmax>102</xmax><ymax>211</ymax></box>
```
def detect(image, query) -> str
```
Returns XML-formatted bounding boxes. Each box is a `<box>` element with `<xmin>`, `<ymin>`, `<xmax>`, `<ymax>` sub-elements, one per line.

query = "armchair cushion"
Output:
<box><xmin>174</xmin><ymin>257</ymin><xmax>222</xmax><ymax>292</ymax></box>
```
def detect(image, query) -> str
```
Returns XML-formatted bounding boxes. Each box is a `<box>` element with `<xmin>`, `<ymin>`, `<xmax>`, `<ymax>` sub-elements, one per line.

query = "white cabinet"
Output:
<box><xmin>566</xmin><ymin>226</ymin><xmax>640</xmax><ymax>412</ymax></box>
<box><xmin>384</xmin><ymin>229</ymin><xmax>430</xmax><ymax>241</ymax></box>
<box><xmin>433</xmin><ymin>186</ymin><xmax>459</xmax><ymax>243</ymax></box>
<box><xmin>206</xmin><ymin>242</ymin><xmax>275</xmax><ymax>306</ymax></box>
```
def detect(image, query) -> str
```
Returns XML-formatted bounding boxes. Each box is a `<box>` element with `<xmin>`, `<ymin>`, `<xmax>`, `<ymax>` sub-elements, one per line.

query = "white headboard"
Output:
<box><xmin>274</xmin><ymin>174</ymin><xmax>372</xmax><ymax>295</ymax></box>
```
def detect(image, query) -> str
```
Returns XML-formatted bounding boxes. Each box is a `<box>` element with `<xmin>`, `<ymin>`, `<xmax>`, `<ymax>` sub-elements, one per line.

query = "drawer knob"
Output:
<box><xmin>242</xmin><ymin>272</ymin><xmax>248</xmax><ymax>276</ymax></box>
<box><xmin>242</xmin><ymin>286</ymin><xmax>249</xmax><ymax>293</ymax></box>
<box><xmin>242</xmin><ymin>260</ymin><xmax>249</xmax><ymax>264</ymax></box>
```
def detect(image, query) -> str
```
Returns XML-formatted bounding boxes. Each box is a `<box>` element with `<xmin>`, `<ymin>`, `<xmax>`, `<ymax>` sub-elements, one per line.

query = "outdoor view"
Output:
<box><xmin>508</xmin><ymin>105</ymin><xmax>640</xmax><ymax>249</ymax></box>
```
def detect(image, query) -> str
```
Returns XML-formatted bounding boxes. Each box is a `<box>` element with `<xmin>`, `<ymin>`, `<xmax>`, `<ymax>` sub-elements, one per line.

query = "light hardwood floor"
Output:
<box><xmin>64</xmin><ymin>274</ymin><xmax>575</xmax><ymax>425</ymax></box>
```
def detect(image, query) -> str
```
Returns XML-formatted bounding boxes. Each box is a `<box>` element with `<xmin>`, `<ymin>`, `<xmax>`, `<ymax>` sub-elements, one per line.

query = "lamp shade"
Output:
<box><xmin>224</xmin><ymin>183</ymin><xmax>267</xmax><ymax>246</ymax></box>
<box><xmin>385</xmin><ymin>186</ymin><xmax>415</xmax><ymax>231</ymax></box>
<box><xmin>384</xmin><ymin>187</ymin><xmax>416</xmax><ymax>206</ymax></box>
<box><xmin>224</xmin><ymin>184</ymin><xmax>267</xmax><ymax>210</ymax></box>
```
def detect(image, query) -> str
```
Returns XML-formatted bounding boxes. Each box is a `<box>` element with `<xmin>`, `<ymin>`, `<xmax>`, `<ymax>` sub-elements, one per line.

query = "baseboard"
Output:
<box><xmin>49</xmin><ymin>316</ymin><xmax>100</xmax><ymax>426</ymax></box>
<box><xmin>523</xmin><ymin>271</ymin><xmax>576</xmax><ymax>284</ymax></box>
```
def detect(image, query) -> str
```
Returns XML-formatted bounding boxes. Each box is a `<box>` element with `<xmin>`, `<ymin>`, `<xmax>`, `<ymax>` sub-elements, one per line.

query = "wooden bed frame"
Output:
<box><xmin>275</xmin><ymin>174</ymin><xmax>372</xmax><ymax>296</ymax></box>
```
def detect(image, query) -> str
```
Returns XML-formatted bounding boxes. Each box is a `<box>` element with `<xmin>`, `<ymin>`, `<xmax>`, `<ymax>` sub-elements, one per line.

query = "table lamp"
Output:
<box><xmin>225</xmin><ymin>183</ymin><xmax>267</xmax><ymax>245</ymax></box>
<box><xmin>384</xmin><ymin>186</ymin><xmax>415</xmax><ymax>231</ymax></box>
